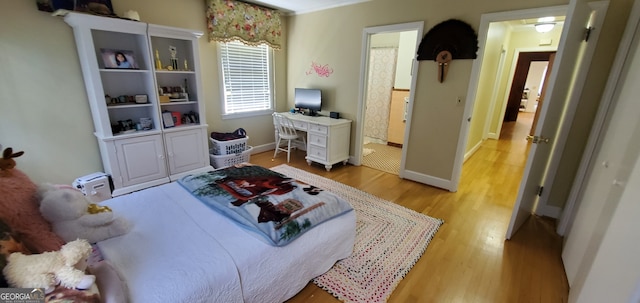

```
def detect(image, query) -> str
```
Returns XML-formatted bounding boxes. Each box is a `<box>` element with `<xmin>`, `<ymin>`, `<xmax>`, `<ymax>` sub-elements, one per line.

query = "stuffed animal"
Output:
<box><xmin>0</xmin><ymin>162</ymin><xmax>65</xmax><ymax>253</ymax></box>
<box><xmin>39</xmin><ymin>184</ymin><xmax>130</xmax><ymax>244</ymax></box>
<box><xmin>3</xmin><ymin>239</ymin><xmax>96</xmax><ymax>293</ymax></box>
<box><xmin>0</xmin><ymin>145</ymin><xmax>24</xmax><ymax>171</ymax></box>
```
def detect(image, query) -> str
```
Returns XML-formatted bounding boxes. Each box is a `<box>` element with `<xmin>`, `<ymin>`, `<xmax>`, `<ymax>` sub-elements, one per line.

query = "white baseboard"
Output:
<box><xmin>403</xmin><ymin>170</ymin><xmax>455</xmax><ymax>192</ymax></box>
<box><xmin>464</xmin><ymin>140</ymin><xmax>483</xmax><ymax>163</ymax></box>
<box><xmin>536</xmin><ymin>204</ymin><xmax>562</xmax><ymax>219</ymax></box>
<box><xmin>250</xmin><ymin>142</ymin><xmax>306</xmax><ymax>155</ymax></box>
<box><xmin>250</xmin><ymin>143</ymin><xmax>275</xmax><ymax>154</ymax></box>
<box><xmin>487</xmin><ymin>133</ymin><xmax>499</xmax><ymax>140</ymax></box>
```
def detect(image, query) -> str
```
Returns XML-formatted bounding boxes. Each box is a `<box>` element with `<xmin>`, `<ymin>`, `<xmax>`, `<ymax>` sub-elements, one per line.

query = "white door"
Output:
<box><xmin>505</xmin><ymin>0</ymin><xmax>608</xmax><ymax>239</ymax></box>
<box><xmin>165</xmin><ymin>128</ymin><xmax>207</xmax><ymax>175</ymax></box>
<box><xmin>115</xmin><ymin>135</ymin><xmax>167</xmax><ymax>187</ymax></box>
<box><xmin>563</xmin><ymin>8</ymin><xmax>640</xmax><ymax>287</ymax></box>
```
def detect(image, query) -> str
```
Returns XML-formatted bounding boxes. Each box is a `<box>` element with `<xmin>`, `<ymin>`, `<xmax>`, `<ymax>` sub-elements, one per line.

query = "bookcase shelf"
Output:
<box><xmin>65</xmin><ymin>12</ymin><xmax>211</xmax><ymax>196</ymax></box>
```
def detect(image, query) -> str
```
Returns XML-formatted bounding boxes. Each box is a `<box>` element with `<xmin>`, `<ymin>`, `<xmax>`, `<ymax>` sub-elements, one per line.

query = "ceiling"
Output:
<box><xmin>505</xmin><ymin>16</ymin><xmax>566</xmax><ymax>31</ymax></box>
<box><xmin>243</xmin><ymin>0</ymin><xmax>371</xmax><ymax>15</ymax></box>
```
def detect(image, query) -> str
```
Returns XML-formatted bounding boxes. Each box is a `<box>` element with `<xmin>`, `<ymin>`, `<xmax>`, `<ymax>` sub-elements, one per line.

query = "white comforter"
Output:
<box><xmin>96</xmin><ymin>182</ymin><xmax>356</xmax><ymax>303</ymax></box>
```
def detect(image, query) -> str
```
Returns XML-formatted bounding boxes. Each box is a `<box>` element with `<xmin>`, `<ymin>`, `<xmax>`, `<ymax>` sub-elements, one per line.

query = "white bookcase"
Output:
<box><xmin>64</xmin><ymin>12</ymin><xmax>211</xmax><ymax>196</ymax></box>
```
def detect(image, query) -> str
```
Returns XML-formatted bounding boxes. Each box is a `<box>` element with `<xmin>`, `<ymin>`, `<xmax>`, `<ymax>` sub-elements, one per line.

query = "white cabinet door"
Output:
<box><xmin>114</xmin><ymin>135</ymin><xmax>167</xmax><ymax>187</ymax></box>
<box><xmin>164</xmin><ymin>128</ymin><xmax>207</xmax><ymax>175</ymax></box>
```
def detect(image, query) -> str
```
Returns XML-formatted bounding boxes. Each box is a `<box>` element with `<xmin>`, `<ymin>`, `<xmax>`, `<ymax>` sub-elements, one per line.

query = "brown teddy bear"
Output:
<box><xmin>0</xmin><ymin>146</ymin><xmax>64</xmax><ymax>253</ymax></box>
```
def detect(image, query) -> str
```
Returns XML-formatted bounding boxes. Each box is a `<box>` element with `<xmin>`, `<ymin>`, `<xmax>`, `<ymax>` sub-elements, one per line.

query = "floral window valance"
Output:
<box><xmin>206</xmin><ymin>0</ymin><xmax>282</xmax><ymax>49</ymax></box>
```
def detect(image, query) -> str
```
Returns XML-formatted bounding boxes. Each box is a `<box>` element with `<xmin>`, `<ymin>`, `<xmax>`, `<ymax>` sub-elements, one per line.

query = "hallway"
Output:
<box><xmin>461</xmin><ymin>111</ymin><xmax>534</xmax><ymax>207</ymax></box>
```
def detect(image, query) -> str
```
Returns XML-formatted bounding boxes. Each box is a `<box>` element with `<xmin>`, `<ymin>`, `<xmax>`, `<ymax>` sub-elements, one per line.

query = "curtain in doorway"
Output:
<box><xmin>364</xmin><ymin>48</ymin><xmax>397</xmax><ymax>141</ymax></box>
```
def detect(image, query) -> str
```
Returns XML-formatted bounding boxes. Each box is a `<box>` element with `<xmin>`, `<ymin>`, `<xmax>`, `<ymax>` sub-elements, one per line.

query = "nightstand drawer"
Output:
<box><xmin>309</xmin><ymin>133</ymin><xmax>327</xmax><ymax>148</ymax></box>
<box><xmin>308</xmin><ymin>145</ymin><xmax>327</xmax><ymax>161</ymax></box>
<box><xmin>308</xmin><ymin>123</ymin><xmax>328</xmax><ymax>134</ymax></box>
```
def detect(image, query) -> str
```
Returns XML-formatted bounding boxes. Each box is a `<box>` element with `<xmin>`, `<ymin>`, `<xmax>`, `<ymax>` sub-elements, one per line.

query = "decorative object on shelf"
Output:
<box><xmin>182</xmin><ymin>111</ymin><xmax>199</xmax><ymax>124</ymax></box>
<box><xmin>37</xmin><ymin>0</ymin><xmax>115</xmax><ymax>16</ymax></box>
<box><xmin>169</xmin><ymin>45</ymin><xmax>178</xmax><ymax>70</ymax></box>
<box><xmin>160</xmin><ymin>86</ymin><xmax>188</xmax><ymax>101</ymax></box>
<box><xmin>36</xmin><ymin>0</ymin><xmax>73</xmax><ymax>12</ymax></box>
<box><xmin>100</xmin><ymin>49</ymin><xmax>137</xmax><ymax>69</ymax></box>
<box><xmin>205</xmin><ymin>0</ymin><xmax>282</xmax><ymax>49</ymax></box>
<box><xmin>162</xmin><ymin>112</ymin><xmax>174</xmax><ymax>128</ymax></box>
<box><xmin>134</xmin><ymin>95</ymin><xmax>147</xmax><ymax>104</ymax></box>
<box><xmin>73</xmin><ymin>0</ymin><xmax>115</xmax><ymax>16</ymax></box>
<box><xmin>155</xmin><ymin>49</ymin><xmax>163</xmax><ymax>70</ymax></box>
<box><xmin>184</xmin><ymin>59</ymin><xmax>189</xmax><ymax>71</ymax></box>
<box><xmin>184</xmin><ymin>78</ymin><xmax>189</xmax><ymax>95</ymax></box>
<box><xmin>139</xmin><ymin>117</ymin><xmax>153</xmax><ymax>130</ymax></box>
<box><xmin>117</xmin><ymin>119</ymin><xmax>134</xmax><ymax>132</ymax></box>
<box><xmin>417</xmin><ymin>19</ymin><xmax>478</xmax><ymax>83</ymax></box>
<box><xmin>121</xmin><ymin>10</ymin><xmax>140</xmax><ymax>21</ymax></box>
<box><xmin>171</xmin><ymin>112</ymin><xmax>182</xmax><ymax>126</ymax></box>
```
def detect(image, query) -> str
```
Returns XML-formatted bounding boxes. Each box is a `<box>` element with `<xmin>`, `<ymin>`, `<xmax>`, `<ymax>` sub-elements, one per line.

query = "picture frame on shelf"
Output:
<box><xmin>100</xmin><ymin>49</ymin><xmax>138</xmax><ymax>69</ymax></box>
<box><xmin>162</xmin><ymin>112</ymin><xmax>174</xmax><ymax>128</ymax></box>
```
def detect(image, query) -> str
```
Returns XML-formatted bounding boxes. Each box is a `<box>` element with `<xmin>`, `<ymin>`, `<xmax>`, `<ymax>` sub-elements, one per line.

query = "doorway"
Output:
<box><xmin>460</xmin><ymin>8</ymin><xmax>566</xmax><ymax>225</ymax></box>
<box><xmin>361</xmin><ymin>31</ymin><xmax>415</xmax><ymax>175</ymax></box>
<box><xmin>504</xmin><ymin>51</ymin><xmax>554</xmax><ymax>123</ymax></box>
<box><xmin>501</xmin><ymin>51</ymin><xmax>555</xmax><ymax>142</ymax></box>
<box><xmin>355</xmin><ymin>22</ymin><xmax>424</xmax><ymax>178</ymax></box>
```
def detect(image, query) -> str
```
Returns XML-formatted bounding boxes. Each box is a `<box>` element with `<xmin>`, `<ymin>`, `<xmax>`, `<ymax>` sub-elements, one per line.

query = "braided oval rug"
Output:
<box><xmin>271</xmin><ymin>165</ymin><xmax>443</xmax><ymax>303</ymax></box>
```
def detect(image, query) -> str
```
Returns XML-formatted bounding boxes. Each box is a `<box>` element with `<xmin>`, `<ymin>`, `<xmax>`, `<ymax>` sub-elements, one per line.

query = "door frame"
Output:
<box><xmin>355</xmin><ymin>21</ymin><xmax>424</xmax><ymax>178</ymax></box>
<box><xmin>452</xmin><ymin>5</ymin><xmax>569</xmax><ymax>191</ymax></box>
<box><xmin>503</xmin><ymin>52</ymin><xmax>554</xmax><ymax>122</ymax></box>
<box><xmin>492</xmin><ymin>46</ymin><xmax>558</xmax><ymax>140</ymax></box>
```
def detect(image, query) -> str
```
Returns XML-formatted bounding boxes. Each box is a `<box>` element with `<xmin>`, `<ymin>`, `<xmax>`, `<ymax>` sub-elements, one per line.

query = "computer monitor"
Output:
<box><xmin>294</xmin><ymin>88</ymin><xmax>321</xmax><ymax>116</ymax></box>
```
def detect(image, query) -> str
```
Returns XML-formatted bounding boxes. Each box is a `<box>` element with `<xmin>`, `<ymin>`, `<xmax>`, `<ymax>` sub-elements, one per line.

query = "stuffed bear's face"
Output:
<box><xmin>40</xmin><ymin>190</ymin><xmax>90</xmax><ymax>222</ymax></box>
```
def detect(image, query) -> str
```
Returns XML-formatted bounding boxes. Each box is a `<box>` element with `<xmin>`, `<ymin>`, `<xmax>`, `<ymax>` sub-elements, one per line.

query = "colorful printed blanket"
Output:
<box><xmin>177</xmin><ymin>164</ymin><xmax>353</xmax><ymax>246</ymax></box>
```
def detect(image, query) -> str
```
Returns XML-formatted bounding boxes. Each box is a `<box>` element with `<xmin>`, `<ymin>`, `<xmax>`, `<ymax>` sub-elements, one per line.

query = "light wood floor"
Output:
<box><xmin>251</xmin><ymin>112</ymin><xmax>569</xmax><ymax>303</ymax></box>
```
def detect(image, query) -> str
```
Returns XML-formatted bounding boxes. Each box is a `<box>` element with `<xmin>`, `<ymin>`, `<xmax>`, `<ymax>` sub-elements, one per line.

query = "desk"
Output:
<box><xmin>280</xmin><ymin>112</ymin><xmax>351</xmax><ymax>171</ymax></box>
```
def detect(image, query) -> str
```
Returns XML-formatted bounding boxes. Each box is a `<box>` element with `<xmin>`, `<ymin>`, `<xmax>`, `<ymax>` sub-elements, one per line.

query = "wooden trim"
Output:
<box><xmin>392</xmin><ymin>87</ymin><xmax>410</xmax><ymax>92</ymax></box>
<box><xmin>387</xmin><ymin>142</ymin><xmax>402</xmax><ymax>148</ymax></box>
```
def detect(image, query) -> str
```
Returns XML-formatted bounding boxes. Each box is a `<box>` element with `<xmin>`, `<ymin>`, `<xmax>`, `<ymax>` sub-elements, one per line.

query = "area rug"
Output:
<box><xmin>271</xmin><ymin>165</ymin><xmax>443</xmax><ymax>303</ymax></box>
<box><xmin>361</xmin><ymin>143</ymin><xmax>401</xmax><ymax>175</ymax></box>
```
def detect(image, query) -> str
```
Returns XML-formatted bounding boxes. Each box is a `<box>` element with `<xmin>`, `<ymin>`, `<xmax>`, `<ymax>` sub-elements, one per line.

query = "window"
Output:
<box><xmin>218</xmin><ymin>41</ymin><xmax>274</xmax><ymax>118</ymax></box>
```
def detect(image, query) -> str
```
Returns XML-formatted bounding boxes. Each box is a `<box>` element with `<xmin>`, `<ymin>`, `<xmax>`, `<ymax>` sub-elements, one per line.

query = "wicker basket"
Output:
<box><xmin>209</xmin><ymin>136</ymin><xmax>249</xmax><ymax>155</ymax></box>
<box><xmin>209</xmin><ymin>146</ymin><xmax>252</xmax><ymax>168</ymax></box>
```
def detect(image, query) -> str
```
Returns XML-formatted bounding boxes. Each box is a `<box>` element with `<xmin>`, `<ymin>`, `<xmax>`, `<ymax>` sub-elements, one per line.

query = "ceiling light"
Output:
<box><xmin>535</xmin><ymin>23</ymin><xmax>555</xmax><ymax>33</ymax></box>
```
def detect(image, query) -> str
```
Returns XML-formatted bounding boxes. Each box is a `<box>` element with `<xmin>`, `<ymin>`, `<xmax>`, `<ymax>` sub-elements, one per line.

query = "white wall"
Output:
<box><xmin>523</xmin><ymin>61</ymin><xmax>548</xmax><ymax>112</ymax></box>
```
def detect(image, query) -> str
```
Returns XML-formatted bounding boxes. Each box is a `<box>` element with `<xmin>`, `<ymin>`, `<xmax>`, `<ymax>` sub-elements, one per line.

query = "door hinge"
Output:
<box><xmin>537</xmin><ymin>186</ymin><xmax>544</xmax><ymax>196</ymax></box>
<box><xmin>584</xmin><ymin>26</ymin><xmax>594</xmax><ymax>42</ymax></box>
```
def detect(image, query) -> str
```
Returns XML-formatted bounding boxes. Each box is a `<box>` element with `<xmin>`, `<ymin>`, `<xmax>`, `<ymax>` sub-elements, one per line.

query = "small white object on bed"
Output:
<box><xmin>95</xmin><ymin>179</ymin><xmax>356</xmax><ymax>303</ymax></box>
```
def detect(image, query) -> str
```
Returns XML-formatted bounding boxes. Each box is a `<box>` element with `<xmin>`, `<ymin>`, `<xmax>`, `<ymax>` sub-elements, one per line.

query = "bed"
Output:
<box><xmin>90</xmin><ymin>164</ymin><xmax>356</xmax><ymax>303</ymax></box>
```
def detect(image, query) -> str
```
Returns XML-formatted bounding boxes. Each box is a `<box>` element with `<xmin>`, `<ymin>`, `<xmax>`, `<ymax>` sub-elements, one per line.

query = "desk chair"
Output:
<box><xmin>273</xmin><ymin>112</ymin><xmax>306</xmax><ymax>162</ymax></box>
